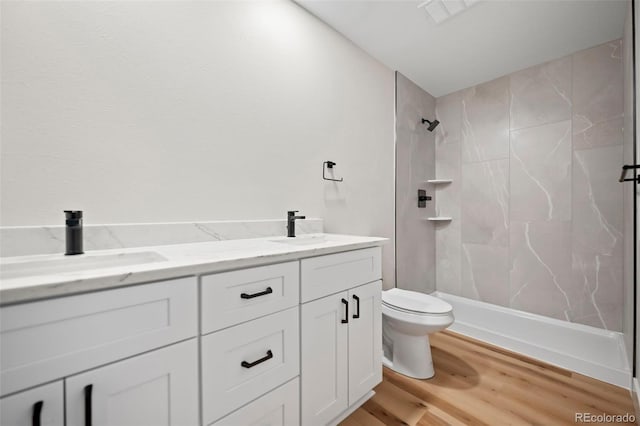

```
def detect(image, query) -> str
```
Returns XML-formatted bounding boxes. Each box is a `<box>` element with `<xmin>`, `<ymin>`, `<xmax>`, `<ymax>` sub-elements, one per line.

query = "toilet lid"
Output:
<box><xmin>382</xmin><ymin>288</ymin><xmax>452</xmax><ymax>314</ymax></box>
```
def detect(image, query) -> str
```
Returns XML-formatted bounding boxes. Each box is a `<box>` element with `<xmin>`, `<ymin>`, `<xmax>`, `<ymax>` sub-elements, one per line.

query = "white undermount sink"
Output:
<box><xmin>269</xmin><ymin>235</ymin><xmax>329</xmax><ymax>246</ymax></box>
<box><xmin>0</xmin><ymin>251</ymin><xmax>168</xmax><ymax>279</ymax></box>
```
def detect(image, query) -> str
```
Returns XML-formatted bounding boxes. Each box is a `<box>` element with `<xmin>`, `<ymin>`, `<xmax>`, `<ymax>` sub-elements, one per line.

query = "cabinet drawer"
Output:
<box><xmin>202</xmin><ymin>307</ymin><xmax>299</xmax><ymax>424</ymax></box>
<box><xmin>201</xmin><ymin>262</ymin><xmax>299</xmax><ymax>334</ymax></box>
<box><xmin>300</xmin><ymin>247</ymin><xmax>381</xmax><ymax>302</ymax></box>
<box><xmin>0</xmin><ymin>381</ymin><xmax>64</xmax><ymax>426</ymax></box>
<box><xmin>210</xmin><ymin>378</ymin><xmax>299</xmax><ymax>426</ymax></box>
<box><xmin>0</xmin><ymin>277</ymin><xmax>197</xmax><ymax>396</ymax></box>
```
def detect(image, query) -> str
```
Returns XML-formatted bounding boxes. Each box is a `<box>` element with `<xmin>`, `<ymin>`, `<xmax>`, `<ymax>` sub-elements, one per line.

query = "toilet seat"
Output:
<box><xmin>382</xmin><ymin>288</ymin><xmax>452</xmax><ymax>315</ymax></box>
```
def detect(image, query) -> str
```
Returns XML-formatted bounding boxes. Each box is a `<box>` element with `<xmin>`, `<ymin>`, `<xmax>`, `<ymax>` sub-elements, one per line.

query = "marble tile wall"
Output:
<box><xmin>435</xmin><ymin>39</ymin><xmax>624</xmax><ymax>331</ymax></box>
<box><xmin>0</xmin><ymin>219</ymin><xmax>324</xmax><ymax>257</ymax></box>
<box><xmin>396</xmin><ymin>72</ymin><xmax>437</xmax><ymax>294</ymax></box>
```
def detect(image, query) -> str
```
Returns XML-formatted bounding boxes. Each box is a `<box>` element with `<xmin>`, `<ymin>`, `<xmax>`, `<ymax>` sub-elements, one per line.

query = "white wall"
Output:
<box><xmin>0</xmin><ymin>1</ymin><xmax>396</xmax><ymax>285</ymax></box>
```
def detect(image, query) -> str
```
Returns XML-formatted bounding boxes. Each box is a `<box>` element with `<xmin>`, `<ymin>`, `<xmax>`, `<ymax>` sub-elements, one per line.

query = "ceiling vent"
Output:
<box><xmin>417</xmin><ymin>0</ymin><xmax>480</xmax><ymax>24</ymax></box>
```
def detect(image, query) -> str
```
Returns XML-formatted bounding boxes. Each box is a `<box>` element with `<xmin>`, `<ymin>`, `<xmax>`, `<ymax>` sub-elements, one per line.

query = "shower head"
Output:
<box><xmin>421</xmin><ymin>118</ymin><xmax>440</xmax><ymax>132</ymax></box>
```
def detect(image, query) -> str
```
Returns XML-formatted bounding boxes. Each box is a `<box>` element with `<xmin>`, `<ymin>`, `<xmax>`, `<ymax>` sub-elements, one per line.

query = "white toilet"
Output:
<box><xmin>382</xmin><ymin>288</ymin><xmax>454</xmax><ymax>379</ymax></box>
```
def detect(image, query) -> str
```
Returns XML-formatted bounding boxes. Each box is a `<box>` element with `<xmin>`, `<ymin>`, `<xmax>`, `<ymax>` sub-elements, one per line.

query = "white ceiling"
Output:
<box><xmin>295</xmin><ymin>0</ymin><xmax>628</xmax><ymax>97</ymax></box>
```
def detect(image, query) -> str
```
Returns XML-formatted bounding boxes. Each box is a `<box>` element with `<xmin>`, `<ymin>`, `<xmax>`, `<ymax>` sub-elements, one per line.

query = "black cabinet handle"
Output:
<box><xmin>353</xmin><ymin>295</ymin><xmax>360</xmax><ymax>319</ymax></box>
<box><xmin>84</xmin><ymin>384</ymin><xmax>93</xmax><ymax>426</ymax></box>
<box><xmin>341</xmin><ymin>298</ymin><xmax>349</xmax><ymax>324</ymax></box>
<box><xmin>32</xmin><ymin>401</ymin><xmax>43</xmax><ymax>426</ymax></box>
<box><xmin>240</xmin><ymin>287</ymin><xmax>273</xmax><ymax>299</ymax></box>
<box><xmin>241</xmin><ymin>350</ymin><xmax>273</xmax><ymax>368</ymax></box>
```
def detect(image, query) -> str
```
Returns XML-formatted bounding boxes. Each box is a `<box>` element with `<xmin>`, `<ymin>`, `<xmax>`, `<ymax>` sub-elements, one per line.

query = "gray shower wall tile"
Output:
<box><xmin>461</xmin><ymin>159</ymin><xmax>509</xmax><ymax>246</ymax></box>
<box><xmin>572</xmin><ymin>40</ymin><xmax>623</xmax><ymax>135</ymax></box>
<box><xmin>397</xmin><ymin>72</ymin><xmax>436</xmax><ymax>132</ymax></box>
<box><xmin>461</xmin><ymin>242</ymin><xmax>509</xmax><ymax>306</ymax></box>
<box><xmin>573</xmin><ymin>117</ymin><xmax>623</xmax><ymax>151</ymax></box>
<box><xmin>434</xmin><ymin>39</ymin><xmax>624</xmax><ymax>332</ymax></box>
<box><xmin>435</xmin><ymin>142</ymin><xmax>461</xmax><ymax>296</ymax></box>
<box><xmin>396</xmin><ymin>218</ymin><xmax>436</xmax><ymax>294</ymax></box>
<box><xmin>396</xmin><ymin>125</ymin><xmax>436</xmax><ymax>294</ymax></box>
<box><xmin>461</xmin><ymin>77</ymin><xmax>510</xmax><ymax>163</ymax></box>
<box><xmin>510</xmin><ymin>220</ymin><xmax>573</xmax><ymax>322</ymax></box>
<box><xmin>572</xmin><ymin>251</ymin><xmax>623</xmax><ymax>331</ymax></box>
<box><xmin>436</xmin><ymin>221</ymin><xmax>461</xmax><ymax>296</ymax></box>
<box><xmin>509</xmin><ymin>56</ymin><xmax>572</xmax><ymax>131</ymax></box>
<box><xmin>395</xmin><ymin>72</ymin><xmax>436</xmax><ymax>294</ymax></box>
<box><xmin>572</xmin><ymin>145</ymin><xmax>623</xmax><ymax>331</ymax></box>
<box><xmin>573</xmin><ymin>145</ymin><xmax>623</xmax><ymax>253</ymax></box>
<box><xmin>510</xmin><ymin>120</ymin><xmax>572</xmax><ymax>222</ymax></box>
<box><xmin>435</xmin><ymin>142</ymin><xmax>461</xmax><ymax>219</ymax></box>
<box><xmin>435</xmin><ymin>90</ymin><xmax>462</xmax><ymax>146</ymax></box>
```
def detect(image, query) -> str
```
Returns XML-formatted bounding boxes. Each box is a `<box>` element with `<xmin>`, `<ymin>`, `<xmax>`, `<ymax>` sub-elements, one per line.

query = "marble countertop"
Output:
<box><xmin>0</xmin><ymin>233</ymin><xmax>387</xmax><ymax>306</ymax></box>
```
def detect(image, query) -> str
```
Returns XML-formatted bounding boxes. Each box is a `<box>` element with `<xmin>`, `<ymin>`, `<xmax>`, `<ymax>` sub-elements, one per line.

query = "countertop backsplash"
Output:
<box><xmin>0</xmin><ymin>218</ymin><xmax>324</xmax><ymax>258</ymax></box>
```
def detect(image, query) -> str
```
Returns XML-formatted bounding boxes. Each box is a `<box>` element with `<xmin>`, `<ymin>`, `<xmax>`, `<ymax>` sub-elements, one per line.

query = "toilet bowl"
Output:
<box><xmin>382</xmin><ymin>288</ymin><xmax>454</xmax><ymax>379</ymax></box>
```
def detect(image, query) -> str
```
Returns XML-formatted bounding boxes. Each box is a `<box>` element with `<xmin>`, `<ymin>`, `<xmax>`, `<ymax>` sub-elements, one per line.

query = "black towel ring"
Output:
<box><xmin>323</xmin><ymin>161</ymin><xmax>343</xmax><ymax>182</ymax></box>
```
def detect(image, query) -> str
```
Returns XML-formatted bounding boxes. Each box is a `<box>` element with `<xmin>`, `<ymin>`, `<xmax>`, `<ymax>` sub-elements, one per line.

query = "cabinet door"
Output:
<box><xmin>348</xmin><ymin>281</ymin><xmax>382</xmax><ymax>405</ymax></box>
<box><xmin>0</xmin><ymin>381</ymin><xmax>63</xmax><ymax>426</ymax></box>
<box><xmin>301</xmin><ymin>292</ymin><xmax>349</xmax><ymax>425</ymax></box>
<box><xmin>66</xmin><ymin>339</ymin><xmax>198</xmax><ymax>426</ymax></box>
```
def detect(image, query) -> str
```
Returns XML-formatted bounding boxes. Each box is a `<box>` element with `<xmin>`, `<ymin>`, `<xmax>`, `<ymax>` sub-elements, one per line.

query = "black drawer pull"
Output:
<box><xmin>84</xmin><ymin>384</ymin><xmax>93</xmax><ymax>426</ymax></box>
<box><xmin>341</xmin><ymin>298</ymin><xmax>349</xmax><ymax>324</ymax></box>
<box><xmin>241</xmin><ymin>350</ymin><xmax>273</xmax><ymax>368</ymax></box>
<box><xmin>32</xmin><ymin>401</ymin><xmax>43</xmax><ymax>426</ymax></box>
<box><xmin>353</xmin><ymin>295</ymin><xmax>360</xmax><ymax>319</ymax></box>
<box><xmin>241</xmin><ymin>287</ymin><xmax>273</xmax><ymax>299</ymax></box>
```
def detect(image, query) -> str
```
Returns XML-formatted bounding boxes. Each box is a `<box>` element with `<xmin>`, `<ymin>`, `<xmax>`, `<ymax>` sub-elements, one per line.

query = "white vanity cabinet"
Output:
<box><xmin>300</xmin><ymin>248</ymin><xmax>383</xmax><ymax>425</ymax></box>
<box><xmin>200</xmin><ymin>262</ymin><xmax>300</xmax><ymax>425</ymax></box>
<box><xmin>0</xmin><ymin>241</ymin><xmax>384</xmax><ymax>426</ymax></box>
<box><xmin>0</xmin><ymin>277</ymin><xmax>199</xmax><ymax>426</ymax></box>
<box><xmin>201</xmin><ymin>249</ymin><xmax>382</xmax><ymax>426</ymax></box>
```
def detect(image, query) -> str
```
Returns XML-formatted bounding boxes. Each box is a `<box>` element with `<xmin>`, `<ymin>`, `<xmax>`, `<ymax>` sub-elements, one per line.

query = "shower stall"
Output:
<box><xmin>394</xmin><ymin>5</ymin><xmax>638</xmax><ymax>387</ymax></box>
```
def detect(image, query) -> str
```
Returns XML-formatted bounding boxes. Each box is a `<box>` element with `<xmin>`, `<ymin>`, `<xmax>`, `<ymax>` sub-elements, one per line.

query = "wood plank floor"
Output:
<box><xmin>340</xmin><ymin>331</ymin><xmax>636</xmax><ymax>426</ymax></box>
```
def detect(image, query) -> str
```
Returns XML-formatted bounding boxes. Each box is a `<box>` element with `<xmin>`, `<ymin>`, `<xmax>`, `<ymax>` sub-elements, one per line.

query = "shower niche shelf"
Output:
<box><xmin>424</xmin><ymin>217</ymin><xmax>452</xmax><ymax>221</ymax></box>
<box><xmin>425</xmin><ymin>179</ymin><xmax>452</xmax><ymax>184</ymax></box>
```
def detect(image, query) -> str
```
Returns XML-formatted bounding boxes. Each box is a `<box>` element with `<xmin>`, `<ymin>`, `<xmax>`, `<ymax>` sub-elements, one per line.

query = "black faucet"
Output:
<box><xmin>287</xmin><ymin>210</ymin><xmax>306</xmax><ymax>238</ymax></box>
<box><xmin>64</xmin><ymin>210</ymin><xmax>84</xmax><ymax>255</ymax></box>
